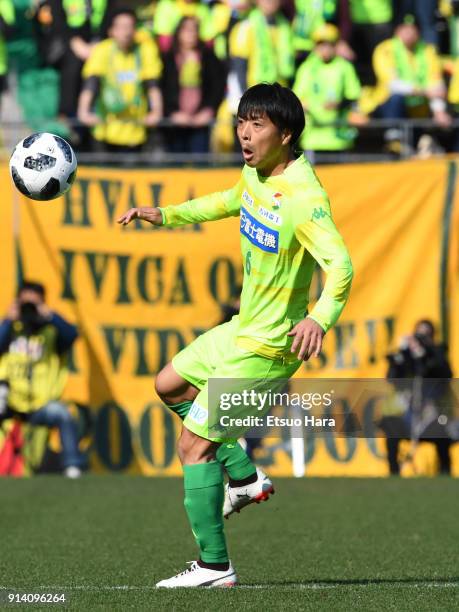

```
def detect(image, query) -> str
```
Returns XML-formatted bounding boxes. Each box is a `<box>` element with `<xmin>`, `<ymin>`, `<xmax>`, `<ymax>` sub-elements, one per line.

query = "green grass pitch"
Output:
<box><xmin>1</xmin><ymin>476</ymin><xmax>458</xmax><ymax>611</ymax></box>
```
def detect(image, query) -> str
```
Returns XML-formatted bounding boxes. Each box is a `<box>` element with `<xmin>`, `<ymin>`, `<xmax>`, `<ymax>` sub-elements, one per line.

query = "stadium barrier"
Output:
<box><xmin>1</xmin><ymin>158</ymin><xmax>459</xmax><ymax>476</ymax></box>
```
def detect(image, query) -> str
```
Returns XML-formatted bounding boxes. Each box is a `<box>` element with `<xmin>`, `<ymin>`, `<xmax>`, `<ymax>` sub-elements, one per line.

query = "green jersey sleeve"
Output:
<box><xmin>292</xmin><ymin>188</ymin><xmax>353</xmax><ymax>332</ymax></box>
<box><xmin>159</xmin><ymin>179</ymin><xmax>242</xmax><ymax>227</ymax></box>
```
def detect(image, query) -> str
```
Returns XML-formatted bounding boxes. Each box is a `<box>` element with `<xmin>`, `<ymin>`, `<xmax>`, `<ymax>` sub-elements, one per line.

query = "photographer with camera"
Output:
<box><xmin>381</xmin><ymin>319</ymin><xmax>454</xmax><ymax>475</ymax></box>
<box><xmin>0</xmin><ymin>281</ymin><xmax>82</xmax><ymax>478</ymax></box>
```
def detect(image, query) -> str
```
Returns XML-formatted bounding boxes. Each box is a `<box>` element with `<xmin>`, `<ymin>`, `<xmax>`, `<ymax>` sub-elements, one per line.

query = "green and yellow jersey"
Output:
<box><xmin>0</xmin><ymin>323</ymin><xmax>69</xmax><ymax>413</ymax></box>
<box><xmin>82</xmin><ymin>34</ymin><xmax>162</xmax><ymax>146</ymax></box>
<box><xmin>360</xmin><ymin>37</ymin><xmax>444</xmax><ymax>115</ymax></box>
<box><xmin>160</xmin><ymin>155</ymin><xmax>353</xmax><ymax>360</ymax></box>
<box><xmin>229</xmin><ymin>8</ymin><xmax>295</xmax><ymax>86</ymax></box>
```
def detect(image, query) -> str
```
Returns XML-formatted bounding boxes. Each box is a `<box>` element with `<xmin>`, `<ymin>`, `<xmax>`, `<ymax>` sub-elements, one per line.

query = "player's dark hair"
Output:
<box><xmin>237</xmin><ymin>83</ymin><xmax>305</xmax><ymax>149</ymax></box>
<box><xmin>17</xmin><ymin>281</ymin><xmax>46</xmax><ymax>299</ymax></box>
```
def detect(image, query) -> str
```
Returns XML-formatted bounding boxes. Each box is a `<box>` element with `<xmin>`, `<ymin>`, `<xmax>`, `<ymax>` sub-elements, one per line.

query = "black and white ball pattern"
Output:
<box><xmin>9</xmin><ymin>133</ymin><xmax>77</xmax><ymax>201</ymax></box>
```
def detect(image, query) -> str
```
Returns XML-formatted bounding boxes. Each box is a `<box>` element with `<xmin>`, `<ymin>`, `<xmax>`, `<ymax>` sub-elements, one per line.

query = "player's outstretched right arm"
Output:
<box><xmin>117</xmin><ymin>207</ymin><xmax>163</xmax><ymax>226</ymax></box>
<box><xmin>118</xmin><ymin>179</ymin><xmax>243</xmax><ymax>228</ymax></box>
<box><xmin>159</xmin><ymin>189</ymin><xmax>241</xmax><ymax>227</ymax></box>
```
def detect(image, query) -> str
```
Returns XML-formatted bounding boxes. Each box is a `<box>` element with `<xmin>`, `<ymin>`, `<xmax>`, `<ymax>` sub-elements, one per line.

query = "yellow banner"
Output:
<box><xmin>1</xmin><ymin>159</ymin><xmax>458</xmax><ymax>476</ymax></box>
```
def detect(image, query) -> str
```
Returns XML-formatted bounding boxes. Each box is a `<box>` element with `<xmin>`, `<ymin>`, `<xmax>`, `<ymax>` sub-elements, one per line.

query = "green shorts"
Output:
<box><xmin>172</xmin><ymin>316</ymin><xmax>301</xmax><ymax>442</ymax></box>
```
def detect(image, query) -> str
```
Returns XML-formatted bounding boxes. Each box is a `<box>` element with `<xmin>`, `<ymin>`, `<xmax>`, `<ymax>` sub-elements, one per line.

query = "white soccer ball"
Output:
<box><xmin>9</xmin><ymin>132</ymin><xmax>77</xmax><ymax>201</ymax></box>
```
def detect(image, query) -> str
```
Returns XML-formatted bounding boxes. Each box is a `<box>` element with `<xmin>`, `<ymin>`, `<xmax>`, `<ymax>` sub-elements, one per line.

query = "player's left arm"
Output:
<box><xmin>288</xmin><ymin>191</ymin><xmax>354</xmax><ymax>360</ymax></box>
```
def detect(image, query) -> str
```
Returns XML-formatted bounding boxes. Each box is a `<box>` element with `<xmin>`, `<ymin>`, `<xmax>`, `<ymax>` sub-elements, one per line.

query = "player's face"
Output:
<box><xmin>237</xmin><ymin>112</ymin><xmax>290</xmax><ymax>172</ymax></box>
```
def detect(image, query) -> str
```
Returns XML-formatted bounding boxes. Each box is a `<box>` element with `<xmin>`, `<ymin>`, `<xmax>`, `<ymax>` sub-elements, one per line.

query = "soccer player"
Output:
<box><xmin>117</xmin><ymin>82</ymin><xmax>353</xmax><ymax>588</ymax></box>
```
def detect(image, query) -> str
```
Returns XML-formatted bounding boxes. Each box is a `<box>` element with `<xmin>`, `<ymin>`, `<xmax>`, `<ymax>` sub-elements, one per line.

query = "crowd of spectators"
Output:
<box><xmin>2</xmin><ymin>0</ymin><xmax>459</xmax><ymax>158</ymax></box>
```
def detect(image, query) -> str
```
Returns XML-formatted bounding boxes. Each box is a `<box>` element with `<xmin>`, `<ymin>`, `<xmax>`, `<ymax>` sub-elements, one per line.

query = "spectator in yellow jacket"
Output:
<box><xmin>360</xmin><ymin>16</ymin><xmax>451</xmax><ymax>128</ymax></box>
<box><xmin>227</xmin><ymin>0</ymin><xmax>295</xmax><ymax>113</ymax></box>
<box><xmin>78</xmin><ymin>8</ymin><xmax>163</xmax><ymax>153</ymax></box>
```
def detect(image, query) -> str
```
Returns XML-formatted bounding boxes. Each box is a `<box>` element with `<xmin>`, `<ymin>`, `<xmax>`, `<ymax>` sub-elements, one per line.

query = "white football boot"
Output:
<box><xmin>156</xmin><ymin>561</ymin><xmax>237</xmax><ymax>588</ymax></box>
<box><xmin>223</xmin><ymin>467</ymin><xmax>274</xmax><ymax>519</ymax></box>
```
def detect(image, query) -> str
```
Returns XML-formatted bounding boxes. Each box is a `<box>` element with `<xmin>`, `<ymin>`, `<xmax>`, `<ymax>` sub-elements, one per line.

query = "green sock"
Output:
<box><xmin>216</xmin><ymin>442</ymin><xmax>257</xmax><ymax>481</ymax></box>
<box><xmin>183</xmin><ymin>461</ymin><xmax>228</xmax><ymax>563</ymax></box>
<box><xmin>166</xmin><ymin>401</ymin><xmax>257</xmax><ymax>481</ymax></box>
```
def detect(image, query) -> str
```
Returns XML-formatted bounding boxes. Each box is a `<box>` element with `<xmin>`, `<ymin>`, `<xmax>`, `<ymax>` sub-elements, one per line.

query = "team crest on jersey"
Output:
<box><xmin>242</xmin><ymin>190</ymin><xmax>254</xmax><ymax>208</ymax></box>
<box><xmin>240</xmin><ymin>207</ymin><xmax>279</xmax><ymax>253</ymax></box>
<box><xmin>258</xmin><ymin>206</ymin><xmax>282</xmax><ymax>226</ymax></box>
<box><xmin>272</xmin><ymin>192</ymin><xmax>282</xmax><ymax>209</ymax></box>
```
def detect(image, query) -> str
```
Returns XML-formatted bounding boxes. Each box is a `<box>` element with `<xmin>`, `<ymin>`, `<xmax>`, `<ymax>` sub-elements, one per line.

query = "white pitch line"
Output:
<box><xmin>1</xmin><ymin>583</ymin><xmax>459</xmax><ymax>591</ymax></box>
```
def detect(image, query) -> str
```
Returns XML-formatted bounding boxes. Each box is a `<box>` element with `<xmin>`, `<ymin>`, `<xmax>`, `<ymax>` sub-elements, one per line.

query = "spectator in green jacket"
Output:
<box><xmin>293</xmin><ymin>23</ymin><xmax>362</xmax><ymax>153</ymax></box>
<box><xmin>293</xmin><ymin>0</ymin><xmax>355</xmax><ymax>63</ymax></box>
